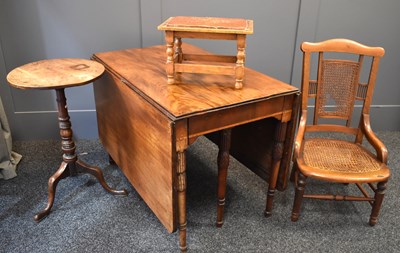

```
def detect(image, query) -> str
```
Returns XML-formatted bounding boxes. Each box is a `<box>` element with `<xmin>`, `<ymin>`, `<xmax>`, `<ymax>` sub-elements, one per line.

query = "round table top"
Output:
<box><xmin>6</xmin><ymin>58</ymin><xmax>105</xmax><ymax>90</ymax></box>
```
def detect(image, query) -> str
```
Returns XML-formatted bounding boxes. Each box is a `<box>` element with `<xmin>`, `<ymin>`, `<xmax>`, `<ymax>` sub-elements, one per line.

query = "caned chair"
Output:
<box><xmin>291</xmin><ymin>38</ymin><xmax>390</xmax><ymax>225</ymax></box>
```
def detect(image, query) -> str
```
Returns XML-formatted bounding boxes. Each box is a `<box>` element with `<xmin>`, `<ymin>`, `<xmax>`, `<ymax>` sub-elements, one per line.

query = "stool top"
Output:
<box><xmin>158</xmin><ymin>16</ymin><xmax>253</xmax><ymax>34</ymax></box>
<box><xmin>7</xmin><ymin>58</ymin><xmax>105</xmax><ymax>90</ymax></box>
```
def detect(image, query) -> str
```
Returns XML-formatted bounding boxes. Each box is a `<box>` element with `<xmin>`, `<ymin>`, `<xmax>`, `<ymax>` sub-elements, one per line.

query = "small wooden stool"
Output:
<box><xmin>7</xmin><ymin>58</ymin><xmax>127</xmax><ymax>221</ymax></box>
<box><xmin>158</xmin><ymin>16</ymin><xmax>254</xmax><ymax>89</ymax></box>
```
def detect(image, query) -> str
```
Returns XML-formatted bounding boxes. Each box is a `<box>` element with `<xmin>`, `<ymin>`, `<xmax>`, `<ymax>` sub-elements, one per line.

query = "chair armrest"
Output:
<box><xmin>293</xmin><ymin>110</ymin><xmax>307</xmax><ymax>160</ymax></box>
<box><xmin>361</xmin><ymin>113</ymin><xmax>388</xmax><ymax>164</ymax></box>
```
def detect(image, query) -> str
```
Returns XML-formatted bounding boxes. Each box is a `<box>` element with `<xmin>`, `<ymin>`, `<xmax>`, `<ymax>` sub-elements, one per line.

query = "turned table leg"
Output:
<box><xmin>216</xmin><ymin>128</ymin><xmax>232</xmax><ymax>227</ymax></box>
<box><xmin>265</xmin><ymin>121</ymin><xmax>288</xmax><ymax>217</ymax></box>
<box><xmin>34</xmin><ymin>88</ymin><xmax>127</xmax><ymax>222</ymax></box>
<box><xmin>176</xmin><ymin>150</ymin><xmax>187</xmax><ymax>252</ymax></box>
<box><xmin>108</xmin><ymin>154</ymin><xmax>116</xmax><ymax>165</ymax></box>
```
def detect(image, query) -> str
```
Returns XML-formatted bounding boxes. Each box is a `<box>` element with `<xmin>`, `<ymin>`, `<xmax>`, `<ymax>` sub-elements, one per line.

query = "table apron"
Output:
<box><xmin>173</xmin><ymin>31</ymin><xmax>239</xmax><ymax>40</ymax></box>
<box><xmin>187</xmin><ymin>95</ymin><xmax>294</xmax><ymax>140</ymax></box>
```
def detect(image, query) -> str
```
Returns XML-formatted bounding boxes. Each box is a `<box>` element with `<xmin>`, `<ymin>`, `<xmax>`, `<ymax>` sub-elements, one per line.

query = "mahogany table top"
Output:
<box><xmin>92</xmin><ymin>44</ymin><xmax>297</xmax><ymax>119</ymax></box>
<box><xmin>7</xmin><ymin>58</ymin><xmax>105</xmax><ymax>90</ymax></box>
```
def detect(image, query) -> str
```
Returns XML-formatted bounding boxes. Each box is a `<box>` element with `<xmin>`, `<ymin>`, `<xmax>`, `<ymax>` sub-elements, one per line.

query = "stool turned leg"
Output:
<box><xmin>165</xmin><ymin>31</ymin><xmax>175</xmax><ymax>85</ymax></box>
<box><xmin>174</xmin><ymin>37</ymin><xmax>183</xmax><ymax>83</ymax></box>
<box><xmin>235</xmin><ymin>35</ymin><xmax>246</xmax><ymax>89</ymax></box>
<box><xmin>216</xmin><ymin>128</ymin><xmax>232</xmax><ymax>227</ymax></box>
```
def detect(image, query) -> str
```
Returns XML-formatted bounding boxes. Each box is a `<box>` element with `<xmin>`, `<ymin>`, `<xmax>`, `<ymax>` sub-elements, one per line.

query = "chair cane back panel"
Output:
<box><xmin>316</xmin><ymin>59</ymin><xmax>360</xmax><ymax>120</ymax></box>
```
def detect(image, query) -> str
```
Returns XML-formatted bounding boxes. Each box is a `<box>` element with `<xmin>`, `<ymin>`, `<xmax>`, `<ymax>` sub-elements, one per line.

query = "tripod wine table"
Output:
<box><xmin>7</xmin><ymin>58</ymin><xmax>127</xmax><ymax>221</ymax></box>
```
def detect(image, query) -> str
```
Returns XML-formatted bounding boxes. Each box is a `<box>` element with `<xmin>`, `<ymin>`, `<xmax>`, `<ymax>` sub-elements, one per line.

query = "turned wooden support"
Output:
<box><xmin>216</xmin><ymin>128</ymin><xmax>232</xmax><ymax>227</ymax></box>
<box><xmin>56</xmin><ymin>89</ymin><xmax>77</xmax><ymax>174</ymax></box>
<box><xmin>34</xmin><ymin>88</ymin><xmax>127</xmax><ymax>222</ymax></box>
<box><xmin>265</xmin><ymin>122</ymin><xmax>288</xmax><ymax>217</ymax></box>
<box><xmin>166</xmin><ymin>31</ymin><xmax>175</xmax><ymax>85</ymax></box>
<box><xmin>175</xmin><ymin>37</ymin><xmax>183</xmax><ymax>63</ymax></box>
<box><xmin>291</xmin><ymin>171</ymin><xmax>307</xmax><ymax>222</ymax></box>
<box><xmin>34</xmin><ymin>89</ymin><xmax>77</xmax><ymax>221</ymax></box>
<box><xmin>369</xmin><ymin>181</ymin><xmax>387</xmax><ymax>226</ymax></box>
<box><xmin>176</xmin><ymin>151</ymin><xmax>187</xmax><ymax>252</ymax></box>
<box><xmin>235</xmin><ymin>35</ymin><xmax>246</xmax><ymax>89</ymax></box>
<box><xmin>174</xmin><ymin>37</ymin><xmax>183</xmax><ymax>82</ymax></box>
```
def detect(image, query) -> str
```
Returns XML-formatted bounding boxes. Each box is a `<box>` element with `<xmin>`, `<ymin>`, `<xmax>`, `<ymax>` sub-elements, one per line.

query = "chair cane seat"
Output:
<box><xmin>298</xmin><ymin>138</ymin><xmax>390</xmax><ymax>183</ymax></box>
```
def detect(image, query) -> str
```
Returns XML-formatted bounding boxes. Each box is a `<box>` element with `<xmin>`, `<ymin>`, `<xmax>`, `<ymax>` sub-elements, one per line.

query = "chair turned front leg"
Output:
<box><xmin>369</xmin><ymin>181</ymin><xmax>387</xmax><ymax>226</ymax></box>
<box><xmin>291</xmin><ymin>171</ymin><xmax>307</xmax><ymax>222</ymax></box>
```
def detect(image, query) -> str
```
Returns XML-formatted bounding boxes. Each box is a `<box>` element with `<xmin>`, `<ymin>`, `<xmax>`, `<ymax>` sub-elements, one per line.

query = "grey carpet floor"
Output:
<box><xmin>1</xmin><ymin>132</ymin><xmax>399</xmax><ymax>252</ymax></box>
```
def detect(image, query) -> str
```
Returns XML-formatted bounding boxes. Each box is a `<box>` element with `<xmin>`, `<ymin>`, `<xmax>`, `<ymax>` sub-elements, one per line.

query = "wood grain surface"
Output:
<box><xmin>92</xmin><ymin>44</ymin><xmax>299</xmax><ymax>241</ymax></box>
<box><xmin>94</xmin><ymin>72</ymin><xmax>175</xmax><ymax>232</ymax></box>
<box><xmin>92</xmin><ymin>44</ymin><xmax>297</xmax><ymax>119</ymax></box>
<box><xmin>7</xmin><ymin>58</ymin><xmax>104</xmax><ymax>90</ymax></box>
<box><xmin>158</xmin><ymin>16</ymin><xmax>253</xmax><ymax>34</ymax></box>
